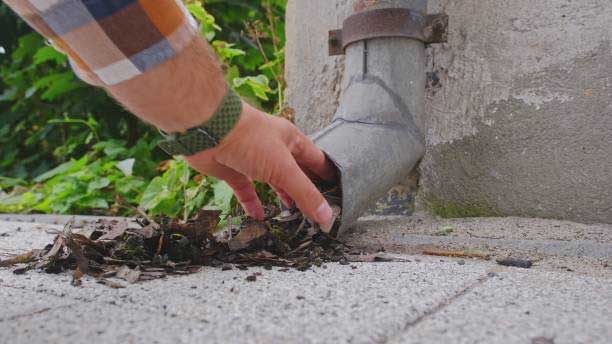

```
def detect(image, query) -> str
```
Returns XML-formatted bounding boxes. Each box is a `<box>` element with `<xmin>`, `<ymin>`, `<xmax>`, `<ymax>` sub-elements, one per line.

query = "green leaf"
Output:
<box><xmin>233</xmin><ymin>75</ymin><xmax>273</xmax><ymax>101</ymax></box>
<box><xmin>34</xmin><ymin>156</ymin><xmax>88</xmax><ymax>183</ymax></box>
<box><xmin>79</xmin><ymin>197</ymin><xmax>109</xmax><ymax>209</ymax></box>
<box><xmin>114</xmin><ymin>177</ymin><xmax>145</xmax><ymax>196</ymax></box>
<box><xmin>139</xmin><ymin>176</ymin><xmax>165</xmax><ymax>210</ymax></box>
<box><xmin>0</xmin><ymin>191</ymin><xmax>41</xmax><ymax>213</ymax></box>
<box><xmin>87</xmin><ymin>177</ymin><xmax>110</xmax><ymax>192</ymax></box>
<box><xmin>140</xmin><ymin>177</ymin><xmax>181</xmax><ymax>217</ymax></box>
<box><xmin>33</xmin><ymin>72</ymin><xmax>80</xmax><ymax>101</ymax></box>
<box><xmin>180</xmin><ymin>163</ymin><xmax>191</xmax><ymax>186</ymax></box>
<box><xmin>138</xmin><ymin>158</ymin><xmax>194</xmax><ymax>217</ymax></box>
<box><xmin>225</xmin><ymin>65</ymin><xmax>240</xmax><ymax>85</ymax></box>
<box><xmin>12</xmin><ymin>33</ymin><xmax>42</xmax><ymax>62</ymax></box>
<box><xmin>0</xmin><ymin>176</ymin><xmax>26</xmax><ymax>189</ymax></box>
<box><xmin>186</xmin><ymin>3</ymin><xmax>220</xmax><ymax>41</ymax></box>
<box><xmin>213</xmin><ymin>41</ymin><xmax>245</xmax><ymax>62</ymax></box>
<box><xmin>24</xmin><ymin>86</ymin><xmax>37</xmax><ymax>99</ymax></box>
<box><xmin>139</xmin><ymin>176</ymin><xmax>181</xmax><ymax>217</ymax></box>
<box><xmin>49</xmin><ymin>181</ymin><xmax>77</xmax><ymax>198</ymax></box>
<box><xmin>93</xmin><ymin>140</ymin><xmax>127</xmax><ymax>159</ymax></box>
<box><xmin>33</xmin><ymin>46</ymin><xmax>67</xmax><ymax>65</ymax></box>
<box><xmin>183</xmin><ymin>184</ymin><xmax>204</xmax><ymax>220</ymax></box>
<box><xmin>116</xmin><ymin>158</ymin><xmax>135</xmax><ymax>176</ymax></box>
<box><xmin>0</xmin><ymin>86</ymin><xmax>18</xmax><ymax>102</ymax></box>
<box><xmin>207</xmin><ymin>180</ymin><xmax>234</xmax><ymax>214</ymax></box>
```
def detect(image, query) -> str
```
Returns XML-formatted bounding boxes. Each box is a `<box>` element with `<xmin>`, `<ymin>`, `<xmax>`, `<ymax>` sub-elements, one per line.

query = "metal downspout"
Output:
<box><xmin>311</xmin><ymin>0</ymin><xmax>447</xmax><ymax>235</ymax></box>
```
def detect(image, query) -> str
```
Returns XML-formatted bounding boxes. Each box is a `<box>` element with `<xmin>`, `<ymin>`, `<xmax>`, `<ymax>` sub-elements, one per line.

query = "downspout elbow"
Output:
<box><xmin>311</xmin><ymin>1</ymin><xmax>447</xmax><ymax>235</ymax></box>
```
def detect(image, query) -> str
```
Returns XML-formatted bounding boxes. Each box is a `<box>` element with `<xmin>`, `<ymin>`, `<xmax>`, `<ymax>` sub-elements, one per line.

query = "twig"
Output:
<box><xmin>228</xmin><ymin>214</ymin><xmax>233</xmax><ymax>240</ymax></box>
<box><xmin>422</xmin><ymin>247</ymin><xmax>491</xmax><ymax>260</ymax></box>
<box><xmin>0</xmin><ymin>251</ymin><xmax>36</xmax><ymax>267</ymax></box>
<box><xmin>134</xmin><ymin>207</ymin><xmax>159</xmax><ymax>228</ymax></box>
<box><xmin>156</xmin><ymin>229</ymin><xmax>165</xmax><ymax>256</ymax></box>
<box><xmin>103</xmin><ymin>257</ymin><xmax>150</xmax><ymax>266</ymax></box>
<box><xmin>63</xmin><ymin>217</ymin><xmax>76</xmax><ymax>235</ymax></box>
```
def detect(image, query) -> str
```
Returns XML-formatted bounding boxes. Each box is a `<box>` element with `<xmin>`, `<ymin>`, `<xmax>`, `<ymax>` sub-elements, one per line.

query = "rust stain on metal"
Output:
<box><xmin>328</xmin><ymin>8</ymin><xmax>448</xmax><ymax>56</ymax></box>
<box><xmin>353</xmin><ymin>0</ymin><xmax>380</xmax><ymax>12</ymax></box>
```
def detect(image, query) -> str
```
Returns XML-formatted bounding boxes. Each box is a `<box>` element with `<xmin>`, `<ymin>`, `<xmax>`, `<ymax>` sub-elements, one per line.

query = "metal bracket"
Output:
<box><xmin>328</xmin><ymin>8</ymin><xmax>448</xmax><ymax>56</ymax></box>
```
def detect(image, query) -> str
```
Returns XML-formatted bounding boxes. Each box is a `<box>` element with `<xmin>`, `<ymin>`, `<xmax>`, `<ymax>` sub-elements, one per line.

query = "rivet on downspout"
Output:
<box><xmin>313</xmin><ymin>0</ymin><xmax>448</xmax><ymax>236</ymax></box>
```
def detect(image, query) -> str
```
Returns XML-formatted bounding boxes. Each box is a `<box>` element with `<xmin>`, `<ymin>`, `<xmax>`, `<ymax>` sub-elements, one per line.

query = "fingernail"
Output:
<box><xmin>315</xmin><ymin>202</ymin><xmax>333</xmax><ymax>233</ymax></box>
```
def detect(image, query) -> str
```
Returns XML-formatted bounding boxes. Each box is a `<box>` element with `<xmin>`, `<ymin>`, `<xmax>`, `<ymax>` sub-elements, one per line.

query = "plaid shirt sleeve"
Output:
<box><xmin>4</xmin><ymin>0</ymin><xmax>199</xmax><ymax>86</ymax></box>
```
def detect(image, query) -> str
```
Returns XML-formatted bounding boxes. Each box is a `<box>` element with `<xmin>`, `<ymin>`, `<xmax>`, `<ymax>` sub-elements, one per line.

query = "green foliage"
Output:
<box><xmin>233</xmin><ymin>75</ymin><xmax>274</xmax><ymax>101</ymax></box>
<box><xmin>0</xmin><ymin>31</ymin><xmax>153</xmax><ymax>180</ymax></box>
<box><xmin>140</xmin><ymin>158</ymin><xmax>236</xmax><ymax>220</ymax></box>
<box><xmin>0</xmin><ymin>138</ymin><xmax>156</xmax><ymax>215</ymax></box>
<box><xmin>187</xmin><ymin>0</ymin><xmax>285</xmax><ymax>110</ymax></box>
<box><xmin>0</xmin><ymin>1</ymin><xmax>286</xmax><ymax>218</ymax></box>
<box><xmin>0</xmin><ymin>141</ymin><xmax>240</xmax><ymax>219</ymax></box>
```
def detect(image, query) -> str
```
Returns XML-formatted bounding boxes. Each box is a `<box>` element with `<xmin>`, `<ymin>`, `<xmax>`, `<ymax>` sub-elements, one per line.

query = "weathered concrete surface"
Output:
<box><xmin>347</xmin><ymin>213</ymin><xmax>612</xmax><ymax>276</ymax></box>
<box><xmin>392</xmin><ymin>268</ymin><xmax>612</xmax><ymax>344</ymax></box>
<box><xmin>1</xmin><ymin>219</ymin><xmax>612</xmax><ymax>344</ymax></box>
<box><xmin>419</xmin><ymin>0</ymin><xmax>612</xmax><ymax>224</ymax></box>
<box><xmin>0</xmin><ymin>262</ymin><xmax>487</xmax><ymax>344</ymax></box>
<box><xmin>285</xmin><ymin>0</ymin><xmax>351</xmax><ymax>134</ymax></box>
<box><xmin>285</xmin><ymin>0</ymin><xmax>612</xmax><ymax>224</ymax></box>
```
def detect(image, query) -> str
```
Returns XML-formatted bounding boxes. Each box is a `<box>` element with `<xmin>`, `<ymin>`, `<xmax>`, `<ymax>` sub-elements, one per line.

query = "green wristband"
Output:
<box><xmin>158</xmin><ymin>87</ymin><xmax>242</xmax><ymax>156</ymax></box>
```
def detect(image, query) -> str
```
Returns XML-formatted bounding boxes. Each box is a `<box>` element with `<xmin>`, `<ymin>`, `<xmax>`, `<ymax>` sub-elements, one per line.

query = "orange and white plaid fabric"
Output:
<box><xmin>4</xmin><ymin>0</ymin><xmax>198</xmax><ymax>86</ymax></box>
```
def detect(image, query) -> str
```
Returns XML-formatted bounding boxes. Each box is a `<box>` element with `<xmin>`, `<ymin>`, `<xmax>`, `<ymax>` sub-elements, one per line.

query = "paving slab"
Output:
<box><xmin>348</xmin><ymin>214</ymin><xmax>612</xmax><ymax>257</ymax></box>
<box><xmin>0</xmin><ymin>221</ymin><xmax>59</xmax><ymax>257</ymax></box>
<box><xmin>0</xmin><ymin>291</ymin><xmax>213</xmax><ymax>344</ymax></box>
<box><xmin>0</xmin><ymin>214</ymin><xmax>128</xmax><ymax>226</ymax></box>
<box><xmin>392</xmin><ymin>267</ymin><xmax>612</xmax><ymax>344</ymax></box>
<box><xmin>347</xmin><ymin>214</ymin><xmax>612</xmax><ymax>276</ymax></box>
<box><xmin>1</xmin><ymin>217</ymin><xmax>611</xmax><ymax>343</ymax></box>
<box><xmin>0</xmin><ymin>258</ymin><xmax>491</xmax><ymax>344</ymax></box>
<box><xmin>0</xmin><ymin>287</ymin><xmax>74</xmax><ymax>321</ymax></box>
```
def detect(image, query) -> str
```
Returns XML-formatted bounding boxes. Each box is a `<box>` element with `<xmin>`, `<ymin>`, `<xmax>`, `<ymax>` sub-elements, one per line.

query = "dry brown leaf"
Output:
<box><xmin>132</xmin><ymin>224</ymin><xmax>157</xmax><ymax>239</ymax></box>
<box><xmin>72</xmin><ymin>265</ymin><xmax>84</xmax><ymax>286</ymax></box>
<box><xmin>97</xmin><ymin>279</ymin><xmax>126</xmax><ymax>289</ymax></box>
<box><xmin>116</xmin><ymin>265</ymin><xmax>141</xmax><ymax>283</ymax></box>
<box><xmin>0</xmin><ymin>251</ymin><xmax>36</xmax><ymax>267</ymax></box>
<box><xmin>229</xmin><ymin>221</ymin><xmax>268</xmax><ymax>251</ymax></box>
<box><xmin>97</xmin><ymin>221</ymin><xmax>130</xmax><ymax>241</ymax></box>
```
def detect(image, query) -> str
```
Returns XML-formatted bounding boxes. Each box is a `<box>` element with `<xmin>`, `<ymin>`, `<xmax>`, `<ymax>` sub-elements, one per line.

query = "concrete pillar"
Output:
<box><xmin>285</xmin><ymin>0</ymin><xmax>612</xmax><ymax>224</ymax></box>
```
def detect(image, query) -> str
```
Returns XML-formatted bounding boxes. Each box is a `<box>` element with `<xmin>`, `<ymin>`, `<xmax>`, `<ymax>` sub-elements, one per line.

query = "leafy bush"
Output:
<box><xmin>0</xmin><ymin>0</ymin><xmax>286</xmax><ymax>218</ymax></box>
<box><xmin>0</xmin><ymin>139</ymin><xmax>155</xmax><ymax>215</ymax></box>
<box><xmin>0</xmin><ymin>31</ymin><xmax>151</xmax><ymax>179</ymax></box>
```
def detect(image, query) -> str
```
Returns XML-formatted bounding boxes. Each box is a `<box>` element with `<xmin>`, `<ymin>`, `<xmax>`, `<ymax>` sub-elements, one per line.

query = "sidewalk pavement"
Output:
<box><xmin>1</xmin><ymin>215</ymin><xmax>611</xmax><ymax>344</ymax></box>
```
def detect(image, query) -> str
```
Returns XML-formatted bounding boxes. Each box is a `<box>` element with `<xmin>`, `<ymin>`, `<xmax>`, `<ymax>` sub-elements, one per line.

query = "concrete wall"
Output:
<box><xmin>285</xmin><ymin>0</ymin><xmax>612</xmax><ymax>224</ymax></box>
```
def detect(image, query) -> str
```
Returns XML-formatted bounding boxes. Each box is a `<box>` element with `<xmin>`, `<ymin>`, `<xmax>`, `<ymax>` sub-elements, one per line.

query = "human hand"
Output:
<box><xmin>184</xmin><ymin>102</ymin><xmax>337</xmax><ymax>232</ymax></box>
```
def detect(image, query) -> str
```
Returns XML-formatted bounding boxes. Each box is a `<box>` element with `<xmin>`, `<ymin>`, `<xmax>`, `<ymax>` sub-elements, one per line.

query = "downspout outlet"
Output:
<box><xmin>312</xmin><ymin>1</ymin><xmax>448</xmax><ymax>235</ymax></box>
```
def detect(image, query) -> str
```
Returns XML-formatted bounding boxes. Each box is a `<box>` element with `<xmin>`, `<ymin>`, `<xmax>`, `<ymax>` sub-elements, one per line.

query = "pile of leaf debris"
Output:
<box><xmin>0</xmin><ymin>204</ymin><xmax>383</xmax><ymax>287</ymax></box>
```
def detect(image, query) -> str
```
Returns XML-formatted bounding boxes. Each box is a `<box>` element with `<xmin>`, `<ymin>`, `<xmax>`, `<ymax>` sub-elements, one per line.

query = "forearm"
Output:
<box><xmin>3</xmin><ymin>0</ymin><xmax>226</xmax><ymax>133</ymax></box>
<box><xmin>107</xmin><ymin>37</ymin><xmax>227</xmax><ymax>133</ymax></box>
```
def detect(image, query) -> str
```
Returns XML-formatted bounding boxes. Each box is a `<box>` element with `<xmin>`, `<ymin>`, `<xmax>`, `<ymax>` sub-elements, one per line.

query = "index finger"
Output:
<box><xmin>289</xmin><ymin>131</ymin><xmax>337</xmax><ymax>182</ymax></box>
